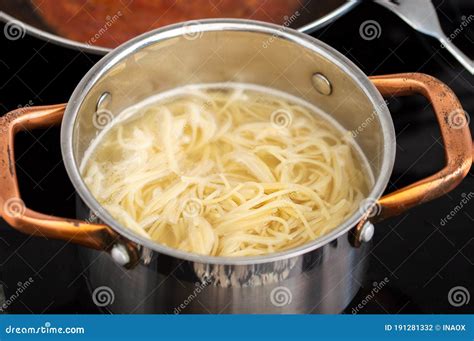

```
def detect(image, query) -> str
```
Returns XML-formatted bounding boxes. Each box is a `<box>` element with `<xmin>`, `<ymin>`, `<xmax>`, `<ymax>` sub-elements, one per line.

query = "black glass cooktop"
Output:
<box><xmin>0</xmin><ymin>0</ymin><xmax>472</xmax><ymax>314</ymax></box>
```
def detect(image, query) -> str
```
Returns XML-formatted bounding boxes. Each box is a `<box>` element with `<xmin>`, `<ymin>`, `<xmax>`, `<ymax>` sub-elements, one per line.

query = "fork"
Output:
<box><xmin>375</xmin><ymin>0</ymin><xmax>473</xmax><ymax>74</ymax></box>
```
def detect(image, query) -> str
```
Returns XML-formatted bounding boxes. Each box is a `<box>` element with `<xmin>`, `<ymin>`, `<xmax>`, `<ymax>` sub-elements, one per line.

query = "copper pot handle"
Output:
<box><xmin>354</xmin><ymin>73</ymin><xmax>472</xmax><ymax>245</ymax></box>
<box><xmin>0</xmin><ymin>104</ymin><xmax>124</xmax><ymax>252</ymax></box>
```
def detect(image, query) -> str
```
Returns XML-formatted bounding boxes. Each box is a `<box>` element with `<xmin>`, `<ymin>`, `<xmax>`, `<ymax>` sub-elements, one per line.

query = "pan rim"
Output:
<box><xmin>0</xmin><ymin>1</ymin><xmax>359</xmax><ymax>55</ymax></box>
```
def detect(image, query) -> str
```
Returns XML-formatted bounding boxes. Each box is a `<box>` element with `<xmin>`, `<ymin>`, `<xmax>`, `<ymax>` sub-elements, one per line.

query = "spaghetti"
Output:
<box><xmin>81</xmin><ymin>84</ymin><xmax>371</xmax><ymax>256</ymax></box>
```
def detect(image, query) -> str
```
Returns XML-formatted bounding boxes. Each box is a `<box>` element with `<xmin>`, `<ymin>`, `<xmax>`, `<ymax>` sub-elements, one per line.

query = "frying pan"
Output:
<box><xmin>0</xmin><ymin>0</ymin><xmax>358</xmax><ymax>55</ymax></box>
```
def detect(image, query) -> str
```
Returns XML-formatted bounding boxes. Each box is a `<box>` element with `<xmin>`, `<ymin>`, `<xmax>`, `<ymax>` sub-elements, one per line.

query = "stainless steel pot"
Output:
<box><xmin>0</xmin><ymin>20</ymin><xmax>471</xmax><ymax>314</ymax></box>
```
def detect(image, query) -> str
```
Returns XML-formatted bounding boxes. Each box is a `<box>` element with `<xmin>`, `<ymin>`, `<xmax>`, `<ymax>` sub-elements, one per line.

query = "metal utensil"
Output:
<box><xmin>375</xmin><ymin>0</ymin><xmax>473</xmax><ymax>74</ymax></box>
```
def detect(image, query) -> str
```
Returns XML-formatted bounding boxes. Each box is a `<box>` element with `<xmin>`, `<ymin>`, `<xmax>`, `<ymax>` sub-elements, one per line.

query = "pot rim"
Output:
<box><xmin>61</xmin><ymin>19</ymin><xmax>396</xmax><ymax>265</ymax></box>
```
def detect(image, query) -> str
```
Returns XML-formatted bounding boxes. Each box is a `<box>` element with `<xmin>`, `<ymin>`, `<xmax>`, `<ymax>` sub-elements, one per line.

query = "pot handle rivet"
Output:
<box><xmin>359</xmin><ymin>221</ymin><xmax>375</xmax><ymax>243</ymax></box>
<box><xmin>96</xmin><ymin>92</ymin><xmax>112</xmax><ymax>112</ymax></box>
<box><xmin>312</xmin><ymin>73</ymin><xmax>332</xmax><ymax>95</ymax></box>
<box><xmin>111</xmin><ymin>243</ymin><xmax>131</xmax><ymax>266</ymax></box>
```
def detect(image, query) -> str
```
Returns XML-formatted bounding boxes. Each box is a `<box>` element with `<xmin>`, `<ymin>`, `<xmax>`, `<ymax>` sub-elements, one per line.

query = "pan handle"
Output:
<box><xmin>353</xmin><ymin>73</ymin><xmax>472</xmax><ymax>245</ymax></box>
<box><xmin>0</xmin><ymin>104</ymin><xmax>138</xmax><ymax>266</ymax></box>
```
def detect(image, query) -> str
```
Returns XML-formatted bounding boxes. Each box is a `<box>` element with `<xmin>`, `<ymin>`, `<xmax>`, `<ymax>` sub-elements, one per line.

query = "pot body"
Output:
<box><xmin>61</xmin><ymin>20</ymin><xmax>396</xmax><ymax>314</ymax></box>
<box><xmin>77</xmin><ymin>196</ymin><xmax>369</xmax><ymax>314</ymax></box>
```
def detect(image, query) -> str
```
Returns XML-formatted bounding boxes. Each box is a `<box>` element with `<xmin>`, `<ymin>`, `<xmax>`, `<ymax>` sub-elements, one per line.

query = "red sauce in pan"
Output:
<box><xmin>32</xmin><ymin>0</ymin><xmax>302</xmax><ymax>48</ymax></box>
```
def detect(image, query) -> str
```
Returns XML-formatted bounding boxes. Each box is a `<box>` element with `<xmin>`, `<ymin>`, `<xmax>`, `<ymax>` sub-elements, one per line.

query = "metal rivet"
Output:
<box><xmin>312</xmin><ymin>73</ymin><xmax>332</xmax><ymax>95</ymax></box>
<box><xmin>96</xmin><ymin>92</ymin><xmax>111</xmax><ymax>112</ymax></box>
<box><xmin>142</xmin><ymin>247</ymin><xmax>153</xmax><ymax>265</ymax></box>
<box><xmin>111</xmin><ymin>244</ymin><xmax>130</xmax><ymax>266</ymax></box>
<box><xmin>359</xmin><ymin>221</ymin><xmax>375</xmax><ymax>243</ymax></box>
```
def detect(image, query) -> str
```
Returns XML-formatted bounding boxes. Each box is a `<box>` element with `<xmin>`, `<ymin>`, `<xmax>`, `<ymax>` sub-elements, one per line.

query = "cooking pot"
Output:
<box><xmin>0</xmin><ymin>20</ymin><xmax>471</xmax><ymax>314</ymax></box>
